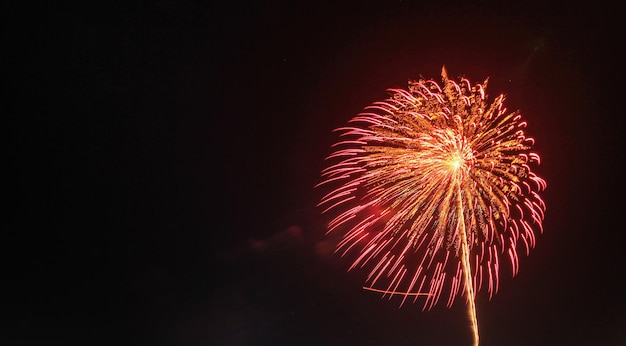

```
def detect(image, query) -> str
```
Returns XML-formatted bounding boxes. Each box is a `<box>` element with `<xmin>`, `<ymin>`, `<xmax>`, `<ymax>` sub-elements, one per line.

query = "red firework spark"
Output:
<box><xmin>317</xmin><ymin>66</ymin><xmax>546</xmax><ymax>345</ymax></box>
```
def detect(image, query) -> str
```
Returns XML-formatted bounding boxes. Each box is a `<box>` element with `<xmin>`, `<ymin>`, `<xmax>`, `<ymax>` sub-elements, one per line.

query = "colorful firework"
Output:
<box><xmin>316</xmin><ymin>67</ymin><xmax>546</xmax><ymax>345</ymax></box>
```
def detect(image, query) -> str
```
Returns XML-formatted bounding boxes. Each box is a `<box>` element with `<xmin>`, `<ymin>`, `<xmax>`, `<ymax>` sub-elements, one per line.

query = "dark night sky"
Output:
<box><xmin>6</xmin><ymin>1</ymin><xmax>626</xmax><ymax>346</ymax></box>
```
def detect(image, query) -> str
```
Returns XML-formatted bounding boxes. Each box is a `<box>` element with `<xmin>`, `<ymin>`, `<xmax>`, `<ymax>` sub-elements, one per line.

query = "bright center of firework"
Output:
<box><xmin>449</xmin><ymin>155</ymin><xmax>463</xmax><ymax>170</ymax></box>
<box><xmin>443</xmin><ymin>137</ymin><xmax>473</xmax><ymax>175</ymax></box>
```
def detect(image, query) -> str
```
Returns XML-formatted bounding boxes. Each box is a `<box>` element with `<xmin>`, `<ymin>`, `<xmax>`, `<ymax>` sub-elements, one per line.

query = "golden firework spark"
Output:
<box><xmin>317</xmin><ymin>66</ymin><xmax>546</xmax><ymax>345</ymax></box>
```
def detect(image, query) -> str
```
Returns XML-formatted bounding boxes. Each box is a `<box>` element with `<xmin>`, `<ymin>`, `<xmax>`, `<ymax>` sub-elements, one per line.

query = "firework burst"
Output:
<box><xmin>316</xmin><ymin>66</ymin><xmax>546</xmax><ymax>345</ymax></box>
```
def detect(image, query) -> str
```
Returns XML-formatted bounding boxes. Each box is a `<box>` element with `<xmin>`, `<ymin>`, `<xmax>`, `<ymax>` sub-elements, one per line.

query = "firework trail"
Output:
<box><xmin>317</xmin><ymin>66</ymin><xmax>546</xmax><ymax>345</ymax></box>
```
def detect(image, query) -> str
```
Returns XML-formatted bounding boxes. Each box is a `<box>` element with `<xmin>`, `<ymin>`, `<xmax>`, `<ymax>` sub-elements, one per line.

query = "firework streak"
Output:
<box><xmin>317</xmin><ymin>67</ymin><xmax>546</xmax><ymax>345</ymax></box>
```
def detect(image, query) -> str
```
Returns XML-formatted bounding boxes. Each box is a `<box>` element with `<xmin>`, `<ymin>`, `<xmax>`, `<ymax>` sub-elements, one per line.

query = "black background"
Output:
<box><xmin>6</xmin><ymin>1</ymin><xmax>626</xmax><ymax>345</ymax></box>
